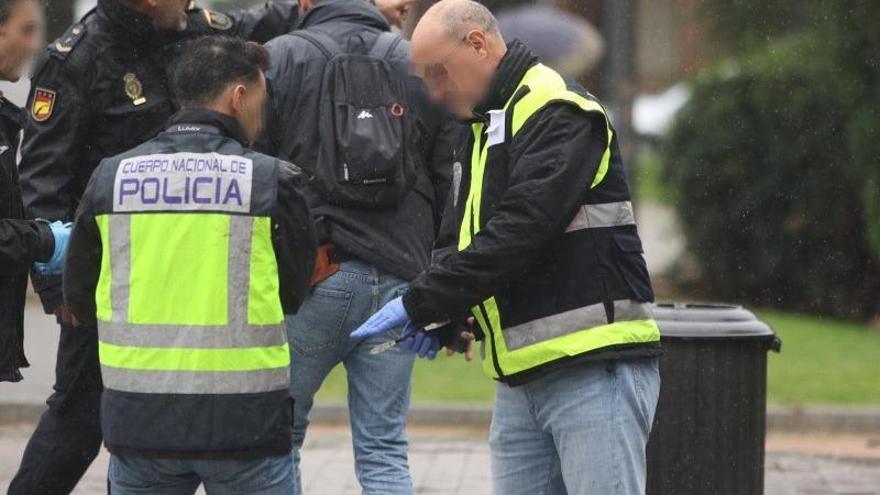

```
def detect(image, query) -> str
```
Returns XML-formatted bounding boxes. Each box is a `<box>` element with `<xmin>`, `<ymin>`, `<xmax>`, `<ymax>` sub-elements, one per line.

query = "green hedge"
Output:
<box><xmin>664</xmin><ymin>37</ymin><xmax>880</xmax><ymax>319</ymax></box>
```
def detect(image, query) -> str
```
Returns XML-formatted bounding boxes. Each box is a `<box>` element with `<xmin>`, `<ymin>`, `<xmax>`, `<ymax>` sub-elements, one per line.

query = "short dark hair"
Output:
<box><xmin>173</xmin><ymin>36</ymin><xmax>270</xmax><ymax>107</ymax></box>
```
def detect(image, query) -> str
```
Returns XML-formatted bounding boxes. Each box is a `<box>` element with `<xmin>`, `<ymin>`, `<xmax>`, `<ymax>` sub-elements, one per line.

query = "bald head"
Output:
<box><xmin>411</xmin><ymin>0</ymin><xmax>506</xmax><ymax>117</ymax></box>
<box><xmin>413</xmin><ymin>1</ymin><xmax>502</xmax><ymax>57</ymax></box>
<box><xmin>438</xmin><ymin>0</ymin><xmax>498</xmax><ymax>41</ymax></box>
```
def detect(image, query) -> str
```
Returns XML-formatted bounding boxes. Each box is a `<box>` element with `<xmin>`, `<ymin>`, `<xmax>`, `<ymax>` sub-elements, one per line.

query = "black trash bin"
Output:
<box><xmin>646</xmin><ymin>303</ymin><xmax>781</xmax><ymax>495</ymax></box>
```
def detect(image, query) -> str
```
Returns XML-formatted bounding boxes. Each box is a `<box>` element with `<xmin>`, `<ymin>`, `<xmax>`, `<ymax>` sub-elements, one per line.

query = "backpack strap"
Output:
<box><xmin>369</xmin><ymin>31</ymin><xmax>404</xmax><ymax>60</ymax></box>
<box><xmin>292</xmin><ymin>30</ymin><xmax>343</xmax><ymax>60</ymax></box>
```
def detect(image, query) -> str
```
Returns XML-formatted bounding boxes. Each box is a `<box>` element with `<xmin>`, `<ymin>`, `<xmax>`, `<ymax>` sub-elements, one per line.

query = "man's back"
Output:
<box><xmin>63</xmin><ymin>36</ymin><xmax>316</xmax><ymax>491</ymax></box>
<box><xmin>64</xmin><ymin>108</ymin><xmax>316</xmax><ymax>458</ymax></box>
<box><xmin>261</xmin><ymin>0</ymin><xmax>455</xmax><ymax>281</ymax></box>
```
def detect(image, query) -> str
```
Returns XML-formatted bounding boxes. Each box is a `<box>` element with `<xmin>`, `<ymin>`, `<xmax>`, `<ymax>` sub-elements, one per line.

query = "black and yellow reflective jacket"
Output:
<box><xmin>20</xmin><ymin>0</ymin><xmax>300</xmax><ymax>313</ymax></box>
<box><xmin>402</xmin><ymin>41</ymin><xmax>663</xmax><ymax>385</ymax></box>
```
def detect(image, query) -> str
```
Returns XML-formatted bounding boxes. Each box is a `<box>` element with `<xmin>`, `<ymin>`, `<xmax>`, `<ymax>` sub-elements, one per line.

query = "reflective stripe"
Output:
<box><xmin>503</xmin><ymin>300</ymin><xmax>653</xmax><ymax>351</ymax></box>
<box><xmin>508</xmin><ymin>64</ymin><xmax>614</xmax><ymax>189</ymax></box>
<box><xmin>566</xmin><ymin>201</ymin><xmax>635</xmax><ymax>232</ymax></box>
<box><xmin>98</xmin><ymin>341</ymin><xmax>290</xmax><ymax>371</ymax></box>
<box><xmin>228</xmin><ymin>215</ymin><xmax>253</xmax><ymax>327</ymax></box>
<box><xmin>109</xmin><ymin>214</ymin><xmax>131</xmax><ymax>322</ymax></box>
<box><xmin>101</xmin><ymin>365</ymin><xmax>289</xmax><ymax>394</ymax></box>
<box><xmin>98</xmin><ymin>322</ymin><xmax>286</xmax><ymax>349</ymax></box>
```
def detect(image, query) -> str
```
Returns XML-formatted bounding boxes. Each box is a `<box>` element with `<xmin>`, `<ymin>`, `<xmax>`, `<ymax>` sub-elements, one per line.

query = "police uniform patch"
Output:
<box><xmin>204</xmin><ymin>10</ymin><xmax>233</xmax><ymax>30</ymax></box>
<box><xmin>124</xmin><ymin>73</ymin><xmax>146</xmax><ymax>106</ymax></box>
<box><xmin>32</xmin><ymin>88</ymin><xmax>56</xmax><ymax>122</ymax></box>
<box><xmin>50</xmin><ymin>22</ymin><xmax>86</xmax><ymax>58</ymax></box>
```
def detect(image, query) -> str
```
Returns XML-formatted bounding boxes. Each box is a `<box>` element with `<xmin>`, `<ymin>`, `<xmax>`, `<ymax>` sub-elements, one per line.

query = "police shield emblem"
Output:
<box><xmin>124</xmin><ymin>73</ymin><xmax>146</xmax><ymax>106</ymax></box>
<box><xmin>204</xmin><ymin>10</ymin><xmax>232</xmax><ymax>30</ymax></box>
<box><xmin>31</xmin><ymin>88</ymin><xmax>56</xmax><ymax>122</ymax></box>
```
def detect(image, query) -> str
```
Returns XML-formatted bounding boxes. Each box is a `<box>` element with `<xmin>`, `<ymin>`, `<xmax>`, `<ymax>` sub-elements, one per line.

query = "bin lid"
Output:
<box><xmin>651</xmin><ymin>303</ymin><xmax>779</xmax><ymax>349</ymax></box>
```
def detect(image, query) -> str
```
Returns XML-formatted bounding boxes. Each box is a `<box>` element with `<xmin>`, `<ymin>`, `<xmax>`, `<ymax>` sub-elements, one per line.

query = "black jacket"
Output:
<box><xmin>0</xmin><ymin>96</ymin><xmax>54</xmax><ymax>382</ymax></box>
<box><xmin>402</xmin><ymin>42</ymin><xmax>661</xmax><ymax>383</ymax></box>
<box><xmin>64</xmin><ymin>108</ymin><xmax>315</xmax><ymax>459</ymax></box>
<box><xmin>65</xmin><ymin>108</ymin><xmax>317</xmax><ymax>326</ymax></box>
<box><xmin>19</xmin><ymin>0</ymin><xmax>300</xmax><ymax>313</ymax></box>
<box><xmin>260</xmin><ymin>0</ymin><xmax>457</xmax><ymax>281</ymax></box>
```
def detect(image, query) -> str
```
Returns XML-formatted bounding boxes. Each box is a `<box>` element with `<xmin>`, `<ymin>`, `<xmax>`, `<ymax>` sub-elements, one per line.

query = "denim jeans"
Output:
<box><xmin>489</xmin><ymin>358</ymin><xmax>661</xmax><ymax>495</ymax></box>
<box><xmin>286</xmin><ymin>260</ymin><xmax>414</xmax><ymax>495</ymax></box>
<box><xmin>107</xmin><ymin>454</ymin><xmax>295</xmax><ymax>494</ymax></box>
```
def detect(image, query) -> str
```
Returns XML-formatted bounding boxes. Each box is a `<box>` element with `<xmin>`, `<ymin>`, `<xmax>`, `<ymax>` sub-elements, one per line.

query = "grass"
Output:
<box><xmin>761</xmin><ymin>311</ymin><xmax>880</xmax><ymax>405</ymax></box>
<box><xmin>313</xmin><ymin>311</ymin><xmax>880</xmax><ymax>406</ymax></box>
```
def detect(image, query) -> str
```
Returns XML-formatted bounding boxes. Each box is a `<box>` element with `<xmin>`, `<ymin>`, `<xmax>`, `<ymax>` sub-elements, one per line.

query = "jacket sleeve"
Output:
<box><xmin>63</xmin><ymin>170</ymin><xmax>102</xmax><ymax>326</ymax></box>
<box><xmin>227</xmin><ymin>1</ymin><xmax>299</xmax><ymax>43</ymax></box>
<box><xmin>273</xmin><ymin>161</ymin><xmax>317</xmax><ymax>315</ymax></box>
<box><xmin>402</xmin><ymin>104</ymin><xmax>609</xmax><ymax>325</ymax></box>
<box><xmin>19</xmin><ymin>53</ymin><xmax>89</xmax><ymax>313</ymax></box>
<box><xmin>0</xmin><ymin>219</ymin><xmax>54</xmax><ymax>274</ymax></box>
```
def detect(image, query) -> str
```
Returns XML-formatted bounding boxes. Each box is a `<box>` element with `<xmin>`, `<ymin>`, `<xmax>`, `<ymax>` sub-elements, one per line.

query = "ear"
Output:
<box><xmin>231</xmin><ymin>84</ymin><xmax>247</xmax><ymax>116</ymax></box>
<box><xmin>465</xmin><ymin>29</ymin><xmax>488</xmax><ymax>58</ymax></box>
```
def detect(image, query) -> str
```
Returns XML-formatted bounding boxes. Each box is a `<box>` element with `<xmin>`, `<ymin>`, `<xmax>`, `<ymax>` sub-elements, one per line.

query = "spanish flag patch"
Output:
<box><xmin>32</xmin><ymin>87</ymin><xmax>56</xmax><ymax>122</ymax></box>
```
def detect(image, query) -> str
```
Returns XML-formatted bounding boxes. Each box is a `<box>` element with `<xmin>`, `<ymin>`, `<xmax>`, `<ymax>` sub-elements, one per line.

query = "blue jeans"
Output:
<box><xmin>107</xmin><ymin>454</ymin><xmax>295</xmax><ymax>494</ymax></box>
<box><xmin>286</xmin><ymin>260</ymin><xmax>414</xmax><ymax>494</ymax></box>
<box><xmin>490</xmin><ymin>358</ymin><xmax>661</xmax><ymax>495</ymax></box>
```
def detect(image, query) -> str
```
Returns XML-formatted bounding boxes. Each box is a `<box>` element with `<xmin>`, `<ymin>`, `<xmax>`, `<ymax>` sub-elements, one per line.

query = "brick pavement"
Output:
<box><xmin>2</xmin><ymin>423</ymin><xmax>880</xmax><ymax>494</ymax></box>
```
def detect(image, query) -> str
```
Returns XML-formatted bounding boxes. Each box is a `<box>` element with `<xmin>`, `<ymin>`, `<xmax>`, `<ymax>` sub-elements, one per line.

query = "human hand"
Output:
<box><xmin>54</xmin><ymin>305</ymin><xmax>80</xmax><ymax>327</ymax></box>
<box><xmin>398</xmin><ymin>326</ymin><xmax>441</xmax><ymax>360</ymax></box>
<box><xmin>351</xmin><ymin>296</ymin><xmax>410</xmax><ymax>341</ymax></box>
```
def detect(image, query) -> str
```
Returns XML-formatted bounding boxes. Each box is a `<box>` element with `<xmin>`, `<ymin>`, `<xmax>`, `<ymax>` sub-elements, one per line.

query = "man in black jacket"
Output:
<box><xmin>354</xmin><ymin>1</ymin><xmax>662</xmax><ymax>494</ymax></box>
<box><xmin>0</xmin><ymin>0</ymin><xmax>71</xmax><ymax>383</ymax></box>
<box><xmin>64</xmin><ymin>36</ymin><xmax>316</xmax><ymax>493</ymax></box>
<box><xmin>9</xmin><ymin>0</ymin><xmax>306</xmax><ymax>492</ymax></box>
<box><xmin>259</xmin><ymin>0</ymin><xmax>455</xmax><ymax>492</ymax></box>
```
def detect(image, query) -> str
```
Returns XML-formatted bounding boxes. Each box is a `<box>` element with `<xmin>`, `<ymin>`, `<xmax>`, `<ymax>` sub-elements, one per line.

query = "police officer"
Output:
<box><xmin>353</xmin><ymin>1</ymin><xmax>663</xmax><ymax>494</ymax></box>
<box><xmin>63</xmin><ymin>36</ymin><xmax>316</xmax><ymax>494</ymax></box>
<box><xmin>0</xmin><ymin>0</ymin><xmax>71</xmax><ymax>383</ymax></box>
<box><xmin>8</xmin><ymin>0</ymin><xmax>307</xmax><ymax>491</ymax></box>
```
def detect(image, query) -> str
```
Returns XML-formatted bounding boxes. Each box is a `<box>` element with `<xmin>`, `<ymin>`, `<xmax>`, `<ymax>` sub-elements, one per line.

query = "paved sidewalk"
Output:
<box><xmin>2</xmin><ymin>423</ymin><xmax>879</xmax><ymax>494</ymax></box>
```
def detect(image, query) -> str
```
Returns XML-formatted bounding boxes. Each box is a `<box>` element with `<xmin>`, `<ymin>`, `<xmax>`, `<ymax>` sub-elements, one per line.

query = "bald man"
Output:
<box><xmin>352</xmin><ymin>1</ymin><xmax>663</xmax><ymax>494</ymax></box>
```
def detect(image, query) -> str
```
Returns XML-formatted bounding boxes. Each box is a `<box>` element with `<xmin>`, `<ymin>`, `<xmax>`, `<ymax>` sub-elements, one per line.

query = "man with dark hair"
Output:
<box><xmin>62</xmin><ymin>35</ymin><xmax>316</xmax><ymax>494</ymax></box>
<box><xmin>259</xmin><ymin>0</ymin><xmax>456</xmax><ymax>493</ymax></box>
<box><xmin>8</xmin><ymin>0</ymin><xmax>303</xmax><ymax>492</ymax></box>
<box><xmin>0</xmin><ymin>0</ymin><xmax>72</xmax><ymax>384</ymax></box>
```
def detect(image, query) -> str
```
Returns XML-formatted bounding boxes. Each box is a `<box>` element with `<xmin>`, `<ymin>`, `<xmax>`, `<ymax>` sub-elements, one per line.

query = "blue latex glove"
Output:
<box><xmin>34</xmin><ymin>221</ymin><xmax>71</xmax><ymax>275</ymax></box>
<box><xmin>398</xmin><ymin>327</ymin><xmax>440</xmax><ymax>360</ymax></box>
<box><xmin>351</xmin><ymin>297</ymin><xmax>441</xmax><ymax>360</ymax></box>
<box><xmin>351</xmin><ymin>296</ymin><xmax>409</xmax><ymax>340</ymax></box>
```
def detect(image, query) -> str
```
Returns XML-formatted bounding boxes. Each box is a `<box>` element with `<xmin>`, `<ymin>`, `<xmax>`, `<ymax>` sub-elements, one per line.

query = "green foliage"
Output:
<box><xmin>833</xmin><ymin>2</ymin><xmax>880</xmax><ymax>259</ymax></box>
<box><xmin>664</xmin><ymin>2</ymin><xmax>880</xmax><ymax>319</ymax></box>
<box><xmin>698</xmin><ymin>0</ymin><xmax>825</xmax><ymax>53</ymax></box>
<box><xmin>666</xmin><ymin>36</ymin><xmax>880</xmax><ymax>318</ymax></box>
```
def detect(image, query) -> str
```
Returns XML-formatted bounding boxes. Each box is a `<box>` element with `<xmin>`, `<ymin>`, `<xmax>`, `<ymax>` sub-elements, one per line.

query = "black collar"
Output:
<box><xmin>298</xmin><ymin>0</ymin><xmax>389</xmax><ymax>31</ymax></box>
<box><xmin>0</xmin><ymin>96</ymin><xmax>25</xmax><ymax>132</ymax></box>
<box><xmin>167</xmin><ymin>108</ymin><xmax>249</xmax><ymax>145</ymax></box>
<box><xmin>473</xmin><ymin>40</ymin><xmax>538</xmax><ymax>117</ymax></box>
<box><xmin>97</xmin><ymin>0</ymin><xmax>156</xmax><ymax>40</ymax></box>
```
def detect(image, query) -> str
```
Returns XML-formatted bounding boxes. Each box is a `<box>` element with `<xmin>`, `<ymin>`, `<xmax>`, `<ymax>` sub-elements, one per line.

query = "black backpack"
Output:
<box><xmin>293</xmin><ymin>30</ymin><xmax>416</xmax><ymax>209</ymax></box>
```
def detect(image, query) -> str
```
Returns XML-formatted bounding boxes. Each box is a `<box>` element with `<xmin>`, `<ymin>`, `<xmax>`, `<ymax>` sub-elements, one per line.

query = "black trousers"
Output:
<box><xmin>7</xmin><ymin>322</ymin><xmax>103</xmax><ymax>495</ymax></box>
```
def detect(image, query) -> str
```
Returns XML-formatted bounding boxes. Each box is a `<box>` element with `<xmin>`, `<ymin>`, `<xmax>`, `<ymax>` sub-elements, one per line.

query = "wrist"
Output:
<box><xmin>34</xmin><ymin>219</ymin><xmax>55</xmax><ymax>262</ymax></box>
